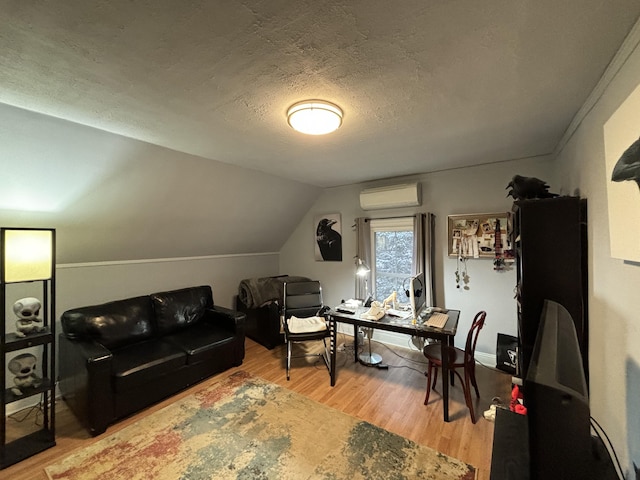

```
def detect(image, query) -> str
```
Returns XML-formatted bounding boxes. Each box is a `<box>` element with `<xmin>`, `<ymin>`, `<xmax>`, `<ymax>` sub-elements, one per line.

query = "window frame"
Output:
<box><xmin>369</xmin><ymin>217</ymin><xmax>415</xmax><ymax>300</ymax></box>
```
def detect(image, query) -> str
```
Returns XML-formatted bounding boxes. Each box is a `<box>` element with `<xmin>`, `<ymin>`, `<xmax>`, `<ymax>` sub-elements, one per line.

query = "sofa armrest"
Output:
<box><xmin>58</xmin><ymin>334</ymin><xmax>114</xmax><ymax>436</ymax></box>
<box><xmin>205</xmin><ymin>305</ymin><xmax>246</xmax><ymax>334</ymax></box>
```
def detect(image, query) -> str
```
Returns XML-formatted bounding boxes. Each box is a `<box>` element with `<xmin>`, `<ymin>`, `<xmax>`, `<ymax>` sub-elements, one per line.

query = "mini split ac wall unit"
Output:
<box><xmin>359</xmin><ymin>183</ymin><xmax>421</xmax><ymax>210</ymax></box>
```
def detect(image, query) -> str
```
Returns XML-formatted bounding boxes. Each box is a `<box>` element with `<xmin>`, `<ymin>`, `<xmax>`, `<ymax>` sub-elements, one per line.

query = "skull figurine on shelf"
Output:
<box><xmin>13</xmin><ymin>297</ymin><xmax>45</xmax><ymax>337</ymax></box>
<box><xmin>8</xmin><ymin>353</ymin><xmax>42</xmax><ymax>396</ymax></box>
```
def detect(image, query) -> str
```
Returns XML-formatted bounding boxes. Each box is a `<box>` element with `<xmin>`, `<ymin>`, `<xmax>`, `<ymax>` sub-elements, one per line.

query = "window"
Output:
<box><xmin>369</xmin><ymin>218</ymin><xmax>414</xmax><ymax>301</ymax></box>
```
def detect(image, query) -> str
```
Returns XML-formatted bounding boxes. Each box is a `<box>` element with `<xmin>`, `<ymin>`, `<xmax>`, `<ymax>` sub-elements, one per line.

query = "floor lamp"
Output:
<box><xmin>355</xmin><ymin>259</ymin><xmax>382</xmax><ymax>366</ymax></box>
<box><xmin>0</xmin><ymin>227</ymin><xmax>56</xmax><ymax>468</ymax></box>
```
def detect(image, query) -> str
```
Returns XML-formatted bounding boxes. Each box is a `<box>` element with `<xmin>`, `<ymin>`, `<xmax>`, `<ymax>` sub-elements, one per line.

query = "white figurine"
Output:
<box><xmin>382</xmin><ymin>291</ymin><xmax>398</xmax><ymax>309</ymax></box>
<box><xmin>13</xmin><ymin>297</ymin><xmax>45</xmax><ymax>337</ymax></box>
<box><xmin>8</xmin><ymin>353</ymin><xmax>42</xmax><ymax>396</ymax></box>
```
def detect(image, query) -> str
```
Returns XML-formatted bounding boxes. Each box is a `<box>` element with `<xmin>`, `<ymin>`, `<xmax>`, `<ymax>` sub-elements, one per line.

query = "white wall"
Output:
<box><xmin>55</xmin><ymin>254</ymin><xmax>279</xmax><ymax>312</ymax></box>
<box><xmin>554</xmin><ymin>26</ymin><xmax>640</xmax><ymax>477</ymax></box>
<box><xmin>280</xmin><ymin>156</ymin><xmax>555</xmax><ymax>357</ymax></box>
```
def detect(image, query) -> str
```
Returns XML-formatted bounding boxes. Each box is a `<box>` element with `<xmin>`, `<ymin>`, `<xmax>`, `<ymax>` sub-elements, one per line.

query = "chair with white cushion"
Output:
<box><xmin>282</xmin><ymin>281</ymin><xmax>331</xmax><ymax>381</ymax></box>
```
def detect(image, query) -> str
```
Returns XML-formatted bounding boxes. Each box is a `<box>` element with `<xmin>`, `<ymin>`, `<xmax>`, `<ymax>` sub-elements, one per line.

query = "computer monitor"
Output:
<box><xmin>409</xmin><ymin>272</ymin><xmax>425</xmax><ymax>319</ymax></box>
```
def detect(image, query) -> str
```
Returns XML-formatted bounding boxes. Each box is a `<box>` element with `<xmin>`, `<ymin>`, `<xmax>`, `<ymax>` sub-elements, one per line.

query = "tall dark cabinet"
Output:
<box><xmin>492</xmin><ymin>198</ymin><xmax>617</xmax><ymax>479</ymax></box>
<box><xmin>512</xmin><ymin>196</ymin><xmax>588</xmax><ymax>383</ymax></box>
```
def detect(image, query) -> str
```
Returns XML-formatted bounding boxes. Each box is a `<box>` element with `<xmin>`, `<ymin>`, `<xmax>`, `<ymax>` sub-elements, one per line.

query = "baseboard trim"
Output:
<box><xmin>475</xmin><ymin>351</ymin><xmax>497</xmax><ymax>369</ymax></box>
<box><xmin>336</xmin><ymin>323</ymin><xmax>497</xmax><ymax>367</ymax></box>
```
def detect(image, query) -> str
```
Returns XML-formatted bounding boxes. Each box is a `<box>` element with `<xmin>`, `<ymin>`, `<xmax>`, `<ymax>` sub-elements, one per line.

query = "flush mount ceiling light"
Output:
<box><xmin>287</xmin><ymin>100</ymin><xmax>343</xmax><ymax>135</ymax></box>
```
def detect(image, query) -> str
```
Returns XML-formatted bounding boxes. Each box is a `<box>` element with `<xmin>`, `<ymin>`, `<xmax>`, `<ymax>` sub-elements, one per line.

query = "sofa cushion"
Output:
<box><xmin>111</xmin><ymin>339</ymin><xmax>187</xmax><ymax>393</ymax></box>
<box><xmin>164</xmin><ymin>321</ymin><xmax>236</xmax><ymax>365</ymax></box>
<box><xmin>61</xmin><ymin>296</ymin><xmax>155</xmax><ymax>350</ymax></box>
<box><xmin>151</xmin><ymin>286</ymin><xmax>213</xmax><ymax>335</ymax></box>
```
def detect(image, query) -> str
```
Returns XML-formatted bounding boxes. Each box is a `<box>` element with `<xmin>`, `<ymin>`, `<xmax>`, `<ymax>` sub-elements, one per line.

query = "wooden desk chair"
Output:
<box><xmin>422</xmin><ymin>310</ymin><xmax>486</xmax><ymax>423</ymax></box>
<box><xmin>282</xmin><ymin>281</ymin><xmax>331</xmax><ymax>381</ymax></box>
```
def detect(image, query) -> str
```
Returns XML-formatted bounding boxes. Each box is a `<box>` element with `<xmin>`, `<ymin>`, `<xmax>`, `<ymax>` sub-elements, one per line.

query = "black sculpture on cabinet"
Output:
<box><xmin>506</xmin><ymin>175</ymin><xmax>558</xmax><ymax>201</ymax></box>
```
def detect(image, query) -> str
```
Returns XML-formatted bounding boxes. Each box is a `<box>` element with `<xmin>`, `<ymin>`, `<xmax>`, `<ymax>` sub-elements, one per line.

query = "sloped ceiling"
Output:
<box><xmin>2</xmin><ymin>1</ymin><xmax>639</xmax><ymax>188</ymax></box>
<box><xmin>0</xmin><ymin>103</ymin><xmax>320</xmax><ymax>263</ymax></box>
<box><xmin>1</xmin><ymin>2</ymin><xmax>639</xmax><ymax>263</ymax></box>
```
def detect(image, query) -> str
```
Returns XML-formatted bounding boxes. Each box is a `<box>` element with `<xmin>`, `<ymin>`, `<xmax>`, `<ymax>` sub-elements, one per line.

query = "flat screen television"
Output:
<box><xmin>409</xmin><ymin>272</ymin><xmax>426</xmax><ymax>320</ymax></box>
<box><xmin>526</xmin><ymin>300</ymin><xmax>615</xmax><ymax>480</ymax></box>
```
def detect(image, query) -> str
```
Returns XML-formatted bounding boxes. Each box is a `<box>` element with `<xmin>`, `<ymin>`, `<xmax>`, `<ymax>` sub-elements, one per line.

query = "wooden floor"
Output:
<box><xmin>4</xmin><ymin>334</ymin><xmax>512</xmax><ymax>479</ymax></box>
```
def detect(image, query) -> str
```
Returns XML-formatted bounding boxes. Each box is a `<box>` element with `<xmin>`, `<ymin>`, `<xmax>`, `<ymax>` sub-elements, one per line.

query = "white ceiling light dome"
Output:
<box><xmin>287</xmin><ymin>100</ymin><xmax>343</xmax><ymax>135</ymax></box>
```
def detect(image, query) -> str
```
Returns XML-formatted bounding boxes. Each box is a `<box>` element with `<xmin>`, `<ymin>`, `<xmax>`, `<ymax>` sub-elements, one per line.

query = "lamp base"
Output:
<box><xmin>358</xmin><ymin>352</ymin><xmax>382</xmax><ymax>366</ymax></box>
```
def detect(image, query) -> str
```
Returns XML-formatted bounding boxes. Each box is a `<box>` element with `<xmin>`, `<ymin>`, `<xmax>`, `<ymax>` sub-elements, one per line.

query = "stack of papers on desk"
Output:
<box><xmin>386</xmin><ymin>308</ymin><xmax>412</xmax><ymax>319</ymax></box>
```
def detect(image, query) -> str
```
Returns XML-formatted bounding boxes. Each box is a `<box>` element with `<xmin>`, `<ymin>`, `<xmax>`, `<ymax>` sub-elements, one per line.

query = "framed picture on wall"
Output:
<box><xmin>314</xmin><ymin>213</ymin><xmax>342</xmax><ymax>261</ymax></box>
<box><xmin>604</xmin><ymin>82</ymin><xmax>640</xmax><ymax>262</ymax></box>
<box><xmin>447</xmin><ymin>212</ymin><xmax>511</xmax><ymax>258</ymax></box>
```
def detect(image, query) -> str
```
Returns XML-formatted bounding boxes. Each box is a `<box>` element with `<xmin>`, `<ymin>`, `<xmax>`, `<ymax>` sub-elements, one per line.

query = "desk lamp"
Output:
<box><xmin>356</xmin><ymin>258</ymin><xmax>372</xmax><ymax>305</ymax></box>
<box><xmin>355</xmin><ymin>259</ymin><xmax>382</xmax><ymax>366</ymax></box>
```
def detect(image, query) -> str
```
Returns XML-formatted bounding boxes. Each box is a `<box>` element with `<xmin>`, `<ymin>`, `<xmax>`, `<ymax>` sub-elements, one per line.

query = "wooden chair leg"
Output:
<box><xmin>424</xmin><ymin>362</ymin><xmax>433</xmax><ymax>405</ymax></box>
<box><xmin>463</xmin><ymin>367</ymin><xmax>476</xmax><ymax>423</ymax></box>
<box><xmin>431</xmin><ymin>365</ymin><xmax>438</xmax><ymax>390</ymax></box>
<box><xmin>470</xmin><ymin>364</ymin><xmax>480</xmax><ymax>398</ymax></box>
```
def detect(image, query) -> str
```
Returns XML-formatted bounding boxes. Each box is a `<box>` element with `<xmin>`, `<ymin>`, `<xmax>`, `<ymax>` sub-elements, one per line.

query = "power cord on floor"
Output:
<box><xmin>8</xmin><ymin>394</ymin><xmax>46</xmax><ymax>426</ymax></box>
<box><xmin>367</xmin><ymin>340</ymin><xmax>427</xmax><ymax>374</ymax></box>
<box><xmin>310</xmin><ymin>332</ymin><xmax>359</xmax><ymax>371</ymax></box>
<box><xmin>313</xmin><ymin>333</ymin><xmax>517</xmax><ymax>383</ymax></box>
<box><xmin>369</xmin><ymin>337</ymin><xmax>519</xmax><ymax>379</ymax></box>
<box><xmin>337</xmin><ymin>337</ymin><xmax>426</xmax><ymax>375</ymax></box>
<box><xmin>590</xmin><ymin>415</ymin><xmax>625</xmax><ymax>480</ymax></box>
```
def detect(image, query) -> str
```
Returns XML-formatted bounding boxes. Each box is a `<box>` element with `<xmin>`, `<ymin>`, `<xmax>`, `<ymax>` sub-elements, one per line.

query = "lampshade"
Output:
<box><xmin>287</xmin><ymin>100</ymin><xmax>343</xmax><ymax>135</ymax></box>
<box><xmin>2</xmin><ymin>229</ymin><xmax>54</xmax><ymax>283</ymax></box>
<box><xmin>355</xmin><ymin>258</ymin><xmax>370</xmax><ymax>277</ymax></box>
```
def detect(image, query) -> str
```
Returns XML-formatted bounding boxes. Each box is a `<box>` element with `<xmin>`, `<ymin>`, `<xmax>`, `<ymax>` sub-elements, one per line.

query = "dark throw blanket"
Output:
<box><xmin>238</xmin><ymin>275</ymin><xmax>311</xmax><ymax>309</ymax></box>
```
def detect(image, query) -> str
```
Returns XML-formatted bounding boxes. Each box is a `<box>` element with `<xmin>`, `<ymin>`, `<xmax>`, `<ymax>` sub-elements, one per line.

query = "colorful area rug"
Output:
<box><xmin>45</xmin><ymin>371</ymin><xmax>476</xmax><ymax>480</ymax></box>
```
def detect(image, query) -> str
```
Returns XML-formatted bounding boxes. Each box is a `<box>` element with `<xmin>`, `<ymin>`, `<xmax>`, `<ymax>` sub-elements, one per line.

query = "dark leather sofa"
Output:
<box><xmin>58</xmin><ymin>285</ymin><xmax>245</xmax><ymax>436</ymax></box>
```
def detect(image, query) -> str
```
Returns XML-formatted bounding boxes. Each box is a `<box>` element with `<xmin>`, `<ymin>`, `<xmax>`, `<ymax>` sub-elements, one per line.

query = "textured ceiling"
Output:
<box><xmin>1</xmin><ymin>1</ymin><xmax>639</xmax><ymax>188</ymax></box>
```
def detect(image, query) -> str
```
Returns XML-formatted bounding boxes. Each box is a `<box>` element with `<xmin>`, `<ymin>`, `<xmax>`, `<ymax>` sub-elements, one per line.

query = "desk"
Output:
<box><xmin>327</xmin><ymin>307</ymin><xmax>460</xmax><ymax>422</ymax></box>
